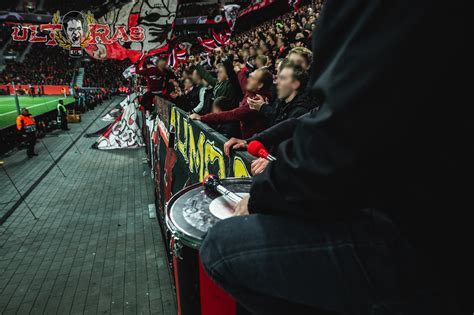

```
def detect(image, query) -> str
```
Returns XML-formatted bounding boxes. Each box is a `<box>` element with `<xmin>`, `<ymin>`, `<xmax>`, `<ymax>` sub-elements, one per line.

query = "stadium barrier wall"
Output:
<box><xmin>147</xmin><ymin>97</ymin><xmax>255</xmax><ymax>227</ymax></box>
<box><xmin>0</xmin><ymin>84</ymin><xmax>71</xmax><ymax>96</ymax></box>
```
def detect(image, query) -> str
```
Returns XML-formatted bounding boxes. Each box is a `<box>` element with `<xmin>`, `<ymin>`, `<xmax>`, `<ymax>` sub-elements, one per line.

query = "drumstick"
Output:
<box><xmin>203</xmin><ymin>175</ymin><xmax>243</xmax><ymax>204</ymax></box>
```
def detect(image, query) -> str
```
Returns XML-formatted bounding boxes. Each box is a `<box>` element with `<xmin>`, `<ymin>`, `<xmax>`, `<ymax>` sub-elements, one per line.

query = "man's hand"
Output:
<box><xmin>247</xmin><ymin>94</ymin><xmax>266</xmax><ymax>111</ymax></box>
<box><xmin>234</xmin><ymin>195</ymin><xmax>250</xmax><ymax>216</ymax></box>
<box><xmin>224</xmin><ymin>137</ymin><xmax>248</xmax><ymax>156</ymax></box>
<box><xmin>233</xmin><ymin>63</ymin><xmax>243</xmax><ymax>73</ymax></box>
<box><xmin>189</xmin><ymin>113</ymin><xmax>201</xmax><ymax>120</ymax></box>
<box><xmin>251</xmin><ymin>158</ymin><xmax>269</xmax><ymax>175</ymax></box>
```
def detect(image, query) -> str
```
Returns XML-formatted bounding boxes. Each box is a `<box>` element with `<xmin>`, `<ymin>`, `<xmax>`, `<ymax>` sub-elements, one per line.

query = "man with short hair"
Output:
<box><xmin>225</xmin><ymin>64</ymin><xmax>317</xmax><ymax>175</ymax></box>
<box><xmin>190</xmin><ymin>68</ymin><xmax>273</xmax><ymax>138</ymax></box>
<box><xmin>287</xmin><ymin>46</ymin><xmax>313</xmax><ymax>71</ymax></box>
<box><xmin>195</xmin><ymin>61</ymin><xmax>238</xmax><ymax>107</ymax></box>
<box><xmin>248</xmin><ymin>64</ymin><xmax>314</xmax><ymax>126</ymax></box>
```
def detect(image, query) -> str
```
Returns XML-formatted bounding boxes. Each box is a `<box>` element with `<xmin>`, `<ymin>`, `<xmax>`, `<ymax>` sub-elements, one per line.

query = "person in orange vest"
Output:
<box><xmin>16</xmin><ymin>108</ymin><xmax>38</xmax><ymax>158</ymax></box>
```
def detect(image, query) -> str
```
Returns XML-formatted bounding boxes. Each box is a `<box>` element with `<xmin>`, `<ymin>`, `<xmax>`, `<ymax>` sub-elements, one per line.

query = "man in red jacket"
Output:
<box><xmin>189</xmin><ymin>68</ymin><xmax>273</xmax><ymax>139</ymax></box>
<box><xmin>136</xmin><ymin>56</ymin><xmax>171</xmax><ymax>112</ymax></box>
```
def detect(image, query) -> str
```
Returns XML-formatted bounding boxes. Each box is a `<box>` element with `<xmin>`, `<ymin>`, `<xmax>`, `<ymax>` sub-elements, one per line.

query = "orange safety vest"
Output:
<box><xmin>16</xmin><ymin>114</ymin><xmax>36</xmax><ymax>131</ymax></box>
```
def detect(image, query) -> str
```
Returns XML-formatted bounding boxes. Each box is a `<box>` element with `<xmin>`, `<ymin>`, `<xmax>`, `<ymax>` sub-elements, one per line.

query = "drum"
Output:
<box><xmin>166</xmin><ymin>177</ymin><xmax>252</xmax><ymax>315</ymax></box>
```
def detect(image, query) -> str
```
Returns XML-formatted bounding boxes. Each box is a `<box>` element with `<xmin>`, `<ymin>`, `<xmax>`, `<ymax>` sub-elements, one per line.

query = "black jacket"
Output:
<box><xmin>175</xmin><ymin>87</ymin><xmax>200</xmax><ymax>112</ymax></box>
<box><xmin>248</xmin><ymin>1</ymin><xmax>473</xmax><ymax>309</ymax></box>
<box><xmin>260</xmin><ymin>91</ymin><xmax>317</xmax><ymax>127</ymax></box>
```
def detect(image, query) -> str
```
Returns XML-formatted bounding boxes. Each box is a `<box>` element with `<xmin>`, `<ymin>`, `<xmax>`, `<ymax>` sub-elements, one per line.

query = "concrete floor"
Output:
<box><xmin>0</xmin><ymin>97</ymin><xmax>175</xmax><ymax>314</ymax></box>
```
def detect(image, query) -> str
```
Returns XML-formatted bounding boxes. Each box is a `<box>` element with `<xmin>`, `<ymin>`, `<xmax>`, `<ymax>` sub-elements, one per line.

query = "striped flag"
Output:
<box><xmin>212</xmin><ymin>29</ymin><xmax>231</xmax><ymax>47</ymax></box>
<box><xmin>197</xmin><ymin>37</ymin><xmax>217</xmax><ymax>51</ymax></box>
<box><xmin>176</xmin><ymin>48</ymin><xmax>188</xmax><ymax>63</ymax></box>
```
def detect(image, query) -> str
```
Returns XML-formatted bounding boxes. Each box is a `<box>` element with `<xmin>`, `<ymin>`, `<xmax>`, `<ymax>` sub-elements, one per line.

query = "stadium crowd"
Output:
<box><xmin>0</xmin><ymin>45</ymin><xmax>77</xmax><ymax>85</ymax></box>
<box><xmin>139</xmin><ymin>2</ymin><xmax>323</xmax><ymax>170</ymax></box>
<box><xmin>0</xmin><ymin>45</ymin><xmax>127</xmax><ymax>88</ymax></box>
<box><xmin>82</xmin><ymin>59</ymin><xmax>129</xmax><ymax>88</ymax></box>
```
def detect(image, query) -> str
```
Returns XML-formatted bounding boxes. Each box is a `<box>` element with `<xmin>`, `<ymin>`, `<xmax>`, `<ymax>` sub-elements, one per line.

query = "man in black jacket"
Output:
<box><xmin>248</xmin><ymin>63</ymin><xmax>315</xmax><ymax>127</ymax></box>
<box><xmin>200</xmin><ymin>1</ymin><xmax>473</xmax><ymax>314</ymax></box>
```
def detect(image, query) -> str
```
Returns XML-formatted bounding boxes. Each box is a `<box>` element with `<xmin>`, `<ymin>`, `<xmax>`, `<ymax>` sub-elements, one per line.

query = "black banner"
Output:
<box><xmin>148</xmin><ymin>98</ymin><xmax>254</xmax><ymax>221</ymax></box>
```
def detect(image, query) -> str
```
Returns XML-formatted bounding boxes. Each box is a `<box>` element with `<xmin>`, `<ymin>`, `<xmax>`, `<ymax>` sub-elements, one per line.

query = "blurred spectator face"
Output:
<box><xmin>212</xmin><ymin>103</ymin><xmax>221</xmax><ymax>113</ymax></box>
<box><xmin>277</xmin><ymin>37</ymin><xmax>285</xmax><ymax>48</ymax></box>
<box><xmin>192</xmin><ymin>70</ymin><xmax>202</xmax><ymax>85</ymax></box>
<box><xmin>157</xmin><ymin>59</ymin><xmax>166</xmax><ymax>70</ymax></box>
<box><xmin>184</xmin><ymin>78</ymin><xmax>193</xmax><ymax>90</ymax></box>
<box><xmin>21</xmin><ymin>108</ymin><xmax>29</xmax><ymax>115</ymax></box>
<box><xmin>256</xmin><ymin>55</ymin><xmax>267</xmax><ymax>69</ymax></box>
<box><xmin>277</xmin><ymin>67</ymin><xmax>299</xmax><ymax>100</ymax></box>
<box><xmin>217</xmin><ymin>65</ymin><xmax>228</xmax><ymax>82</ymax></box>
<box><xmin>290</xmin><ymin>23</ymin><xmax>297</xmax><ymax>32</ymax></box>
<box><xmin>246</xmin><ymin>69</ymin><xmax>265</xmax><ymax>92</ymax></box>
<box><xmin>288</xmin><ymin>52</ymin><xmax>310</xmax><ymax>71</ymax></box>
<box><xmin>242</xmin><ymin>50</ymin><xmax>249</xmax><ymax>61</ymax></box>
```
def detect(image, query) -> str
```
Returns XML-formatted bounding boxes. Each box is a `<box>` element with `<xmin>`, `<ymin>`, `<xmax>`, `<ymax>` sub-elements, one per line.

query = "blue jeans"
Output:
<box><xmin>200</xmin><ymin>210</ymin><xmax>456</xmax><ymax>315</ymax></box>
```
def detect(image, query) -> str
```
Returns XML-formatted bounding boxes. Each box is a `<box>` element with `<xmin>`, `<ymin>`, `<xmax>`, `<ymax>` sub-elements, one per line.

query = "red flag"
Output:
<box><xmin>198</xmin><ymin>37</ymin><xmax>217</xmax><ymax>51</ymax></box>
<box><xmin>212</xmin><ymin>29</ymin><xmax>231</xmax><ymax>47</ymax></box>
<box><xmin>288</xmin><ymin>0</ymin><xmax>300</xmax><ymax>12</ymax></box>
<box><xmin>176</xmin><ymin>48</ymin><xmax>188</xmax><ymax>63</ymax></box>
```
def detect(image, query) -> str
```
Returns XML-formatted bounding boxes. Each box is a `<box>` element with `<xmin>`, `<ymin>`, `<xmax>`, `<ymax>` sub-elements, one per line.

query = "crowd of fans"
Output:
<box><xmin>0</xmin><ymin>39</ymin><xmax>127</xmax><ymax>88</ymax></box>
<box><xmin>83</xmin><ymin>59</ymin><xmax>129</xmax><ymax>88</ymax></box>
<box><xmin>139</xmin><ymin>1</ymin><xmax>323</xmax><ymax>161</ymax></box>
<box><xmin>0</xmin><ymin>45</ymin><xmax>77</xmax><ymax>85</ymax></box>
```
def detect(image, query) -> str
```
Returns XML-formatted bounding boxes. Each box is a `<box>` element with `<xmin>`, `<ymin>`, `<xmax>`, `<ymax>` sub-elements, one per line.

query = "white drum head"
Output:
<box><xmin>209</xmin><ymin>193</ymin><xmax>249</xmax><ymax>219</ymax></box>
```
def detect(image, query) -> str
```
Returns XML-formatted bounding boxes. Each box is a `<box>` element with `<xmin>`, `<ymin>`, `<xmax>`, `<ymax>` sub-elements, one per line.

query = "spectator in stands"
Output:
<box><xmin>189</xmin><ymin>67</ymin><xmax>273</xmax><ymax>139</ymax></box>
<box><xmin>275</xmin><ymin>37</ymin><xmax>289</xmax><ymax>60</ymax></box>
<box><xmin>208</xmin><ymin>96</ymin><xmax>241</xmax><ymax>139</ymax></box>
<box><xmin>287</xmin><ymin>47</ymin><xmax>313</xmax><ymax>71</ymax></box>
<box><xmin>223</xmin><ymin>63</ymin><xmax>317</xmax><ymax>168</ymax></box>
<box><xmin>189</xmin><ymin>68</ymin><xmax>206</xmax><ymax>114</ymax></box>
<box><xmin>194</xmin><ymin>60</ymin><xmax>239</xmax><ymax>108</ymax></box>
<box><xmin>136</xmin><ymin>57</ymin><xmax>172</xmax><ymax>112</ymax></box>
<box><xmin>248</xmin><ymin>64</ymin><xmax>314</xmax><ymax>128</ymax></box>
<box><xmin>173</xmin><ymin>77</ymin><xmax>200</xmax><ymax>112</ymax></box>
<box><xmin>255</xmin><ymin>55</ymin><xmax>268</xmax><ymax>69</ymax></box>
